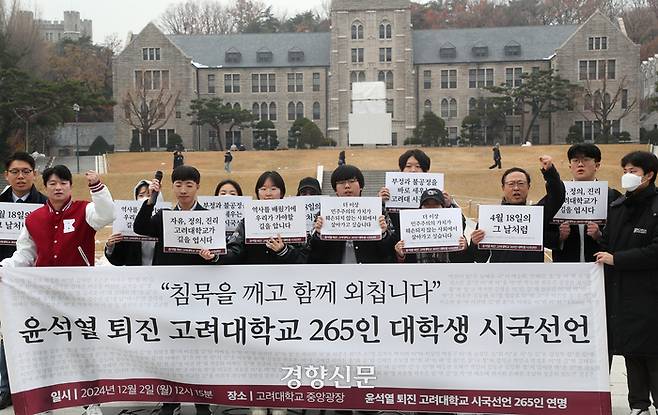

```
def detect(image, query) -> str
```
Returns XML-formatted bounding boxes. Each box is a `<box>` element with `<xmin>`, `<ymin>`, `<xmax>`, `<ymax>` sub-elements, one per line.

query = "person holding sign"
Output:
<box><xmin>217</xmin><ymin>171</ymin><xmax>307</xmax><ymax>265</ymax></box>
<box><xmin>394</xmin><ymin>188</ymin><xmax>470</xmax><ymax>263</ymax></box>
<box><xmin>595</xmin><ymin>151</ymin><xmax>658</xmax><ymax>415</ymax></box>
<box><xmin>469</xmin><ymin>156</ymin><xmax>565</xmax><ymax>262</ymax></box>
<box><xmin>214</xmin><ymin>179</ymin><xmax>243</xmax><ymax>196</ymax></box>
<box><xmin>0</xmin><ymin>152</ymin><xmax>47</xmax><ymax>411</ymax></box>
<box><xmin>134</xmin><ymin>166</ymin><xmax>218</xmax><ymax>267</ymax></box>
<box><xmin>546</xmin><ymin>144</ymin><xmax>621</xmax><ymax>263</ymax></box>
<box><xmin>308</xmin><ymin>165</ymin><xmax>395</xmax><ymax>263</ymax></box>
<box><xmin>105</xmin><ymin>179</ymin><xmax>164</xmax><ymax>266</ymax></box>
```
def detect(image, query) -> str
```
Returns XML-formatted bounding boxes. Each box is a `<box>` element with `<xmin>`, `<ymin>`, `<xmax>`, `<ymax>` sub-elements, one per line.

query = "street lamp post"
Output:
<box><xmin>73</xmin><ymin>104</ymin><xmax>80</xmax><ymax>174</ymax></box>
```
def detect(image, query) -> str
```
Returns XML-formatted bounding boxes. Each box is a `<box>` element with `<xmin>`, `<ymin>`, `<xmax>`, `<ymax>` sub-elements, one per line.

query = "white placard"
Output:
<box><xmin>162</xmin><ymin>210</ymin><xmax>226</xmax><ymax>254</ymax></box>
<box><xmin>320</xmin><ymin>196</ymin><xmax>382</xmax><ymax>241</ymax></box>
<box><xmin>399</xmin><ymin>208</ymin><xmax>463</xmax><ymax>253</ymax></box>
<box><xmin>0</xmin><ymin>202</ymin><xmax>41</xmax><ymax>245</ymax></box>
<box><xmin>113</xmin><ymin>200</ymin><xmax>172</xmax><ymax>241</ymax></box>
<box><xmin>478</xmin><ymin>205</ymin><xmax>544</xmax><ymax>251</ymax></box>
<box><xmin>244</xmin><ymin>198</ymin><xmax>307</xmax><ymax>244</ymax></box>
<box><xmin>197</xmin><ymin>195</ymin><xmax>251</xmax><ymax>233</ymax></box>
<box><xmin>0</xmin><ymin>263</ymin><xmax>610</xmax><ymax>415</ymax></box>
<box><xmin>385</xmin><ymin>172</ymin><xmax>446</xmax><ymax>210</ymax></box>
<box><xmin>348</xmin><ymin>113</ymin><xmax>392</xmax><ymax>146</ymax></box>
<box><xmin>299</xmin><ymin>195</ymin><xmax>322</xmax><ymax>234</ymax></box>
<box><xmin>552</xmin><ymin>181</ymin><xmax>608</xmax><ymax>224</ymax></box>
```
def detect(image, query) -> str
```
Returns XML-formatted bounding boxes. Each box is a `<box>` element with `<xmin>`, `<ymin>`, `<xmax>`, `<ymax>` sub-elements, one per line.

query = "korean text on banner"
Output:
<box><xmin>299</xmin><ymin>196</ymin><xmax>322</xmax><ymax>234</ymax></box>
<box><xmin>552</xmin><ymin>181</ymin><xmax>608</xmax><ymax>224</ymax></box>
<box><xmin>0</xmin><ymin>202</ymin><xmax>41</xmax><ymax>245</ymax></box>
<box><xmin>320</xmin><ymin>197</ymin><xmax>382</xmax><ymax>241</ymax></box>
<box><xmin>399</xmin><ymin>208</ymin><xmax>463</xmax><ymax>253</ymax></box>
<box><xmin>384</xmin><ymin>173</ymin><xmax>445</xmax><ymax>211</ymax></box>
<box><xmin>113</xmin><ymin>200</ymin><xmax>172</xmax><ymax>242</ymax></box>
<box><xmin>197</xmin><ymin>195</ymin><xmax>251</xmax><ymax>234</ymax></box>
<box><xmin>478</xmin><ymin>205</ymin><xmax>544</xmax><ymax>251</ymax></box>
<box><xmin>244</xmin><ymin>198</ymin><xmax>307</xmax><ymax>244</ymax></box>
<box><xmin>162</xmin><ymin>209</ymin><xmax>226</xmax><ymax>254</ymax></box>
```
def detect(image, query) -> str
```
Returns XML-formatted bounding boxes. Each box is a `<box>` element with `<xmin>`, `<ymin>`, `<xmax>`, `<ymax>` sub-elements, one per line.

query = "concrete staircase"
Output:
<box><xmin>320</xmin><ymin>169</ymin><xmax>387</xmax><ymax>197</ymax></box>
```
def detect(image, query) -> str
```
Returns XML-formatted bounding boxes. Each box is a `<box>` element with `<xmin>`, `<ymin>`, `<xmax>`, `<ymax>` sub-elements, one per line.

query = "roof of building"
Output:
<box><xmin>167</xmin><ymin>32</ymin><xmax>331</xmax><ymax>68</ymax></box>
<box><xmin>413</xmin><ymin>24</ymin><xmax>578</xmax><ymax>65</ymax></box>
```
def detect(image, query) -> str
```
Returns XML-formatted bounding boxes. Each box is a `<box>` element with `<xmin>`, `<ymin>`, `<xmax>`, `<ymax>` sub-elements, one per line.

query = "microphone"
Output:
<box><xmin>148</xmin><ymin>170</ymin><xmax>163</xmax><ymax>205</ymax></box>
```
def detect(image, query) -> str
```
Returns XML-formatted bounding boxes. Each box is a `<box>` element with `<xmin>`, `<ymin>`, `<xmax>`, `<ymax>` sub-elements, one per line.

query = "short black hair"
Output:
<box><xmin>255</xmin><ymin>171</ymin><xmax>286</xmax><ymax>199</ymax></box>
<box><xmin>331</xmin><ymin>164</ymin><xmax>364</xmax><ymax>191</ymax></box>
<box><xmin>214</xmin><ymin>179</ymin><xmax>243</xmax><ymax>196</ymax></box>
<box><xmin>567</xmin><ymin>143</ymin><xmax>601</xmax><ymax>163</ymax></box>
<box><xmin>621</xmin><ymin>151</ymin><xmax>658</xmax><ymax>184</ymax></box>
<box><xmin>5</xmin><ymin>151</ymin><xmax>36</xmax><ymax>170</ymax></box>
<box><xmin>398</xmin><ymin>149</ymin><xmax>431</xmax><ymax>172</ymax></box>
<box><xmin>501</xmin><ymin>167</ymin><xmax>531</xmax><ymax>186</ymax></box>
<box><xmin>42</xmin><ymin>165</ymin><xmax>72</xmax><ymax>185</ymax></box>
<box><xmin>171</xmin><ymin>165</ymin><xmax>200</xmax><ymax>184</ymax></box>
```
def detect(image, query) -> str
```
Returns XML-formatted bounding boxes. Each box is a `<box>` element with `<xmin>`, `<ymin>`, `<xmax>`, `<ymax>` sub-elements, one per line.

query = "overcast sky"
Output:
<box><xmin>25</xmin><ymin>0</ymin><xmax>328</xmax><ymax>44</ymax></box>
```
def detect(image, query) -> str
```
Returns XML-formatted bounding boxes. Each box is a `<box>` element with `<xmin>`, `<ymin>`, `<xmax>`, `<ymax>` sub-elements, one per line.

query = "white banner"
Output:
<box><xmin>384</xmin><ymin>172</ymin><xmax>445</xmax><ymax>211</ymax></box>
<box><xmin>552</xmin><ymin>182</ymin><xmax>608</xmax><ymax>224</ymax></box>
<box><xmin>299</xmin><ymin>196</ymin><xmax>322</xmax><ymax>234</ymax></box>
<box><xmin>478</xmin><ymin>205</ymin><xmax>544</xmax><ymax>251</ymax></box>
<box><xmin>197</xmin><ymin>196</ymin><xmax>250</xmax><ymax>234</ymax></box>
<box><xmin>113</xmin><ymin>200</ymin><xmax>172</xmax><ymax>241</ymax></box>
<box><xmin>0</xmin><ymin>263</ymin><xmax>610</xmax><ymax>415</ymax></box>
<box><xmin>399</xmin><ymin>208</ymin><xmax>463</xmax><ymax>253</ymax></box>
<box><xmin>162</xmin><ymin>210</ymin><xmax>226</xmax><ymax>254</ymax></box>
<box><xmin>244</xmin><ymin>198</ymin><xmax>306</xmax><ymax>244</ymax></box>
<box><xmin>0</xmin><ymin>202</ymin><xmax>41</xmax><ymax>245</ymax></box>
<box><xmin>320</xmin><ymin>197</ymin><xmax>382</xmax><ymax>241</ymax></box>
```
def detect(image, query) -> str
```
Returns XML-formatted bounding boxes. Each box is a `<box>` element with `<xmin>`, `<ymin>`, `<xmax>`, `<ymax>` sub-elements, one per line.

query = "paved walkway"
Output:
<box><xmin>0</xmin><ymin>356</ymin><xmax>645</xmax><ymax>415</ymax></box>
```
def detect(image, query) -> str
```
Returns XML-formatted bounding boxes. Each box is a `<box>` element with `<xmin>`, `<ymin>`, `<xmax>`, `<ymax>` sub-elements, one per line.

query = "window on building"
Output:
<box><xmin>153</xmin><ymin>71</ymin><xmax>161</xmax><ymax>90</ymax></box>
<box><xmin>313</xmin><ymin>102</ymin><xmax>321</xmax><ymax>120</ymax></box>
<box><xmin>142</xmin><ymin>48</ymin><xmax>161</xmax><ymax>61</ymax></box>
<box><xmin>253</xmin><ymin>73</ymin><xmax>275</xmax><ymax>93</ymax></box>
<box><xmin>269</xmin><ymin>102</ymin><xmax>277</xmax><ymax>121</ymax></box>
<box><xmin>379</xmin><ymin>47</ymin><xmax>392</xmax><ymax>63</ymax></box>
<box><xmin>351</xmin><ymin>22</ymin><xmax>364</xmax><ymax>40</ymax></box>
<box><xmin>621</xmin><ymin>89</ymin><xmax>628</xmax><ymax>109</ymax></box>
<box><xmin>469</xmin><ymin>98</ymin><xmax>477</xmax><ymax>115</ymax></box>
<box><xmin>423</xmin><ymin>70</ymin><xmax>431</xmax><ymax>89</ymax></box>
<box><xmin>135</xmin><ymin>70</ymin><xmax>170</xmax><ymax>90</ymax></box>
<box><xmin>253</xmin><ymin>103</ymin><xmax>260</xmax><ymax>120</ymax></box>
<box><xmin>225</xmin><ymin>50</ymin><xmax>241</xmax><ymax>63</ymax></box>
<box><xmin>225</xmin><ymin>74</ymin><xmax>240</xmax><ymax>93</ymax></box>
<box><xmin>288</xmin><ymin>49</ymin><xmax>304</xmax><ymax>63</ymax></box>
<box><xmin>257</xmin><ymin>50</ymin><xmax>273</xmax><ymax>63</ymax></box>
<box><xmin>350</xmin><ymin>71</ymin><xmax>365</xmax><ymax>89</ymax></box>
<box><xmin>607</xmin><ymin>59</ymin><xmax>616</xmax><ymax>79</ymax></box>
<box><xmin>472</xmin><ymin>45</ymin><xmax>489</xmax><ymax>57</ymax></box>
<box><xmin>351</xmin><ymin>48</ymin><xmax>364</xmax><ymax>63</ymax></box>
<box><xmin>424</xmin><ymin>99</ymin><xmax>432</xmax><ymax>113</ymax></box>
<box><xmin>468</xmin><ymin>69</ymin><xmax>476</xmax><ymax>88</ymax></box>
<box><xmin>287</xmin><ymin>73</ymin><xmax>303</xmax><ymax>92</ymax></box>
<box><xmin>504</xmin><ymin>43</ymin><xmax>521</xmax><ymax>56</ymax></box>
<box><xmin>448</xmin><ymin>127</ymin><xmax>458</xmax><ymax>142</ymax></box>
<box><xmin>450</xmin><ymin>98</ymin><xmax>457</xmax><ymax>118</ymax></box>
<box><xmin>288</xmin><ymin>102</ymin><xmax>295</xmax><ymax>121</ymax></box>
<box><xmin>378</xmin><ymin>71</ymin><xmax>394</xmax><ymax>89</ymax></box>
<box><xmin>588</xmin><ymin>36</ymin><xmax>608</xmax><ymax>50</ymax></box>
<box><xmin>531</xmin><ymin>124</ymin><xmax>540</xmax><ymax>143</ymax></box>
<box><xmin>296</xmin><ymin>102</ymin><xmax>304</xmax><ymax>119</ymax></box>
<box><xmin>386</xmin><ymin>99</ymin><xmax>394</xmax><ymax>117</ymax></box>
<box><xmin>313</xmin><ymin>73</ymin><xmax>321</xmax><ymax>92</ymax></box>
<box><xmin>584</xmin><ymin>94</ymin><xmax>592</xmax><ymax>111</ymax></box>
<box><xmin>260</xmin><ymin>102</ymin><xmax>268</xmax><ymax>121</ymax></box>
<box><xmin>441</xmin><ymin>70</ymin><xmax>457</xmax><ymax>89</ymax></box>
<box><xmin>175</xmin><ymin>99</ymin><xmax>182</xmax><ymax>119</ymax></box>
<box><xmin>441</xmin><ymin>99</ymin><xmax>449</xmax><ymax>118</ymax></box>
<box><xmin>207</xmin><ymin>74</ymin><xmax>216</xmax><ymax>94</ymax></box>
<box><xmin>379</xmin><ymin>22</ymin><xmax>392</xmax><ymax>39</ymax></box>
<box><xmin>252</xmin><ymin>74</ymin><xmax>258</xmax><ymax>93</ymax></box>
<box><xmin>505</xmin><ymin>67</ymin><xmax>523</xmax><ymax>87</ymax></box>
<box><xmin>439</xmin><ymin>43</ymin><xmax>457</xmax><ymax>59</ymax></box>
<box><xmin>225</xmin><ymin>130</ymin><xmax>242</xmax><ymax>148</ymax></box>
<box><xmin>233</xmin><ymin>103</ymin><xmax>241</xmax><ymax>110</ymax></box>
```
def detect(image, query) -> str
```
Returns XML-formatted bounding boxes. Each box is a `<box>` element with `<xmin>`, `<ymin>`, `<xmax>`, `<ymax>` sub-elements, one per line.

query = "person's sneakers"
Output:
<box><xmin>0</xmin><ymin>392</ymin><xmax>11</xmax><ymax>410</ymax></box>
<box><xmin>271</xmin><ymin>409</ymin><xmax>287</xmax><ymax>415</ymax></box>
<box><xmin>629</xmin><ymin>409</ymin><xmax>650</xmax><ymax>415</ymax></box>
<box><xmin>85</xmin><ymin>404</ymin><xmax>103</xmax><ymax>415</ymax></box>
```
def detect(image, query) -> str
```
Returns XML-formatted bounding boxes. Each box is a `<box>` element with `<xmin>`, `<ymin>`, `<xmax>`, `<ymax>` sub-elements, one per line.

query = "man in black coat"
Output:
<box><xmin>0</xmin><ymin>152</ymin><xmax>47</xmax><ymax>410</ymax></box>
<box><xmin>307</xmin><ymin>165</ymin><xmax>395</xmax><ymax>263</ymax></box>
<box><xmin>470</xmin><ymin>155</ymin><xmax>565</xmax><ymax>263</ymax></box>
<box><xmin>595</xmin><ymin>151</ymin><xmax>658</xmax><ymax>415</ymax></box>
<box><xmin>546</xmin><ymin>143</ymin><xmax>621</xmax><ymax>262</ymax></box>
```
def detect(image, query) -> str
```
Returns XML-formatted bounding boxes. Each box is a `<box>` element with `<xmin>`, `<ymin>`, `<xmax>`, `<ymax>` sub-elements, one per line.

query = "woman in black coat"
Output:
<box><xmin>595</xmin><ymin>151</ymin><xmax>658</xmax><ymax>415</ymax></box>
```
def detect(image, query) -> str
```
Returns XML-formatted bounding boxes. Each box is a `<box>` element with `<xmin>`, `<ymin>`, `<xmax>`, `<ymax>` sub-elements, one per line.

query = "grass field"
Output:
<box><xmin>44</xmin><ymin>143</ymin><xmax>645</xmax><ymax>257</ymax></box>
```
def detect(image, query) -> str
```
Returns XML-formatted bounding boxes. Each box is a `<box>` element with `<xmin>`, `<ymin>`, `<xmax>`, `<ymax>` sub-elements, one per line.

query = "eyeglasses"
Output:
<box><xmin>7</xmin><ymin>168</ymin><xmax>33</xmax><ymax>176</ymax></box>
<box><xmin>335</xmin><ymin>178</ymin><xmax>359</xmax><ymax>186</ymax></box>
<box><xmin>504</xmin><ymin>180</ymin><xmax>528</xmax><ymax>188</ymax></box>
<box><xmin>570</xmin><ymin>157</ymin><xmax>595</xmax><ymax>165</ymax></box>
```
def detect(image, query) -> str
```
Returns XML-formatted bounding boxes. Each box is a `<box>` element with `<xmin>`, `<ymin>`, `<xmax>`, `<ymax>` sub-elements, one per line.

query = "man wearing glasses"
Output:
<box><xmin>546</xmin><ymin>144</ymin><xmax>621</xmax><ymax>263</ymax></box>
<box><xmin>470</xmin><ymin>155</ymin><xmax>565</xmax><ymax>262</ymax></box>
<box><xmin>0</xmin><ymin>152</ymin><xmax>47</xmax><ymax>411</ymax></box>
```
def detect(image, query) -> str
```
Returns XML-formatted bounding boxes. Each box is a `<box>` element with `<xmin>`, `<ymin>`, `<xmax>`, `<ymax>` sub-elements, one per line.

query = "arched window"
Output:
<box><xmin>269</xmin><ymin>102</ymin><xmax>277</xmax><ymax>121</ymax></box>
<box><xmin>450</xmin><ymin>98</ymin><xmax>457</xmax><ymax>118</ymax></box>
<box><xmin>296</xmin><ymin>102</ymin><xmax>304</xmax><ymax>119</ymax></box>
<box><xmin>441</xmin><ymin>99</ymin><xmax>449</xmax><ymax>118</ymax></box>
<box><xmin>424</xmin><ymin>99</ymin><xmax>432</xmax><ymax>113</ymax></box>
<box><xmin>351</xmin><ymin>21</ymin><xmax>363</xmax><ymax>40</ymax></box>
<box><xmin>288</xmin><ymin>102</ymin><xmax>295</xmax><ymax>121</ymax></box>
<box><xmin>593</xmin><ymin>91</ymin><xmax>602</xmax><ymax>110</ymax></box>
<box><xmin>233</xmin><ymin>103</ymin><xmax>241</xmax><ymax>110</ymax></box>
<box><xmin>378</xmin><ymin>71</ymin><xmax>394</xmax><ymax>89</ymax></box>
<box><xmin>584</xmin><ymin>94</ymin><xmax>592</xmax><ymax>111</ymax></box>
<box><xmin>261</xmin><ymin>102</ymin><xmax>268</xmax><ymax>120</ymax></box>
<box><xmin>252</xmin><ymin>103</ymin><xmax>260</xmax><ymax>120</ymax></box>
<box><xmin>313</xmin><ymin>102</ymin><xmax>321</xmax><ymax>120</ymax></box>
<box><xmin>469</xmin><ymin>97</ymin><xmax>477</xmax><ymax>115</ymax></box>
<box><xmin>379</xmin><ymin>22</ymin><xmax>392</xmax><ymax>39</ymax></box>
<box><xmin>603</xmin><ymin>93</ymin><xmax>611</xmax><ymax>110</ymax></box>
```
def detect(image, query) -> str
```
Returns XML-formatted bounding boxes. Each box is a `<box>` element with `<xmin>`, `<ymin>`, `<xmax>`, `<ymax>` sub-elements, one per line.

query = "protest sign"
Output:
<box><xmin>0</xmin><ymin>202</ymin><xmax>41</xmax><ymax>245</ymax></box>
<box><xmin>552</xmin><ymin>181</ymin><xmax>608</xmax><ymax>224</ymax></box>
<box><xmin>320</xmin><ymin>197</ymin><xmax>382</xmax><ymax>241</ymax></box>
<box><xmin>197</xmin><ymin>196</ymin><xmax>250</xmax><ymax>234</ymax></box>
<box><xmin>1</xmin><ymin>263</ymin><xmax>610</xmax><ymax>415</ymax></box>
<box><xmin>384</xmin><ymin>172</ymin><xmax>445</xmax><ymax>211</ymax></box>
<box><xmin>399</xmin><ymin>208</ymin><xmax>463</xmax><ymax>253</ymax></box>
<box><xmin>478</xmin><ymin>205</ymin><xmax>544</xmax><ymax>251</ymax></box>
<box><xmin>244</xmin><ymin>198</ymin><xmax>306</xmax><ymax>244</ymax></box>
<box><xmin>162</xmin><ymin>210</ymin><xmax>226</xmax><ymax>254</ymax></box>
<box><xmin>299</xmin><ymin>196</ymin><xmax>322</xmax><ymax>234</ymax></box>
<box><xmin>113</xmin><ymin>200</ymin><xmax>172</xmax><ymax>241</ymax></box>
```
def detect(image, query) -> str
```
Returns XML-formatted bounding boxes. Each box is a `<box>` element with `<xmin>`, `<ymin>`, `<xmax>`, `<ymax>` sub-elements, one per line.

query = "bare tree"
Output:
<box><xmin>580</xmin><ymin>75</ymin><xmax>637</xmax><ymax>142</ymax></box>
<box><xmin>122</xmin><ymin>81</ymin><xmax>180</xmax><ymax>152</ymax></box>
<box><xmin>160</xmin><ymin>0</ymin><xmax>236</xmax><ymax>35</ymax></box>
<box><xmin>0</xmin><ymin>0</ymin><xmax>48</xmax><ymax>73</ymax></box>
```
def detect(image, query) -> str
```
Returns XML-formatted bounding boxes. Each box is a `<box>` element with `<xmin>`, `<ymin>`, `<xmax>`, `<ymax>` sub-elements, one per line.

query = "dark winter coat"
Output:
<box><xmin>599</xmin><ymin>183</ymin><xmax>658</xmax><ymax>356</ymax></box>
<box><xmin>104</xmin><ymin>240</ymin><xmax>143</xmax><ymax>266</ymax></box>
<box><xmin>0</xmin><ymin>185</ymin><xmax>47</xmax><ymax>260</ymax></box>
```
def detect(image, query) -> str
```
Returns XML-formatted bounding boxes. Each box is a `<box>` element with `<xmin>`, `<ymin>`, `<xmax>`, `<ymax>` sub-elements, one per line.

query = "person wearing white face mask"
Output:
<box><xmin>594</xmin><ymin>151</ymin><xmax>658</xmax><ymax>415</ymax></box>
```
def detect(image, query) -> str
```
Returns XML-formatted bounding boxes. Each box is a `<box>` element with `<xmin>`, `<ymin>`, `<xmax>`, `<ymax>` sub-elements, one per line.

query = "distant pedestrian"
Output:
<box><xmin>489</xmin><ymin>143</ymin><xmax>502</xmax><ymax>169</ymax></box>
<box><xmin>224</xmin><ymin>150</ymin><xmax>233</xmax><ymax>173</ymax></box>
<box><xmin>172</xmin><ymin>151</ymin><xmax>184</xmax><ymax>169</ymax></box>
<box><xmin>338</xmin><ymin>150</ymin><xmax>346</xmax><ymax>166</ymax></box>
